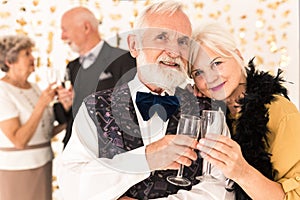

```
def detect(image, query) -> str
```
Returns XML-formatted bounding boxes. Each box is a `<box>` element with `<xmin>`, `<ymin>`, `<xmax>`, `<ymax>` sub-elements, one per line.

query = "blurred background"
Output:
<box><xmin>0</xmin><ymin>0</ymin><xmax>299</xmax><ymax>199</ymax></box>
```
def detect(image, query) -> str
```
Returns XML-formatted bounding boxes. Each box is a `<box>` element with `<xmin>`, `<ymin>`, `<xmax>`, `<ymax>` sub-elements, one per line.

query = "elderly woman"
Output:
<box><xmin>191</xmin><ymin>23</ymin><xmax>300</xmax><ymax>200</ymax></box>
<box><xmin>0</xmin><ymin>35</ymin><xmax>66</xmax><ymax>200</ymax></box>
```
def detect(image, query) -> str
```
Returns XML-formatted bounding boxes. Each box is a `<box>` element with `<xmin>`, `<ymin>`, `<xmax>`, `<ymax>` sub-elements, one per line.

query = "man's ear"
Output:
<box><xmin>84</xmin><ymin>22</ymin><xmax>91</xmax><ymax>33</ymax></box>
<box><xmin>127</xmin><ymin>34</ymin><xmax>138</xmax><ymax>58</ymax></box>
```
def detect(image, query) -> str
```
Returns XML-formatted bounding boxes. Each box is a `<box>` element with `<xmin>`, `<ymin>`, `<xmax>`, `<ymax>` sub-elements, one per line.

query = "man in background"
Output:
<box><xmin>55</xmin><ymin>7</ymin><xmax>136</xmax><ymax>148</ymax></box>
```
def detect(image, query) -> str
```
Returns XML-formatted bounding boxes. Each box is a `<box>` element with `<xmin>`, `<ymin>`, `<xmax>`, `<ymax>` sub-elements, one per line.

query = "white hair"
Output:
<box><xmin>134</xmin><ymin>0</ymin><xmax>185</xmax><ymax>29</ymax></box>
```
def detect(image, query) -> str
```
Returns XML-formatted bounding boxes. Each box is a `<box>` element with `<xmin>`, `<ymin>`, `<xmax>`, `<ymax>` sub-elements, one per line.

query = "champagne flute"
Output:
<box><xmin>46</xmin><ymin>67</ymin><xmax>60</xmax><ymax>105</ymax></box>
<box><xmin>167</xmin><ymin>114</ymin><xmax>201</xmax><ymax>186</ymax></box>
<box><xmin>196</xmin><ymin>109</ymin><xmax>225</xmax><ymax>182</ymax></box>
<box><xmin>63</xmin><ymin>68</ymin><xmax>72</xmax><ymax>90</ymax></box>
<box><xmin>47</xmin><ymin>67</ymin><xmax>59</xmax><ymax>89</ymax></box>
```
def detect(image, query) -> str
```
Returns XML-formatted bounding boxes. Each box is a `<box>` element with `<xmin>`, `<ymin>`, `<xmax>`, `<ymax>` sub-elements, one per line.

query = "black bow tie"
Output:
<box><xmin>135</xmin><ymin>91</ymin><xmax>180</xmax><ymax>122</ymax></box>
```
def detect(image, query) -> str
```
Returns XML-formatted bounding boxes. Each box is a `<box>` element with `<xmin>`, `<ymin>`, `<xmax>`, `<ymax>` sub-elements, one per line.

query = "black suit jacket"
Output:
<box><xmin>54</xmin><ymin>42</ymin><xmax>136</xmax><ymax>147</ymax></box>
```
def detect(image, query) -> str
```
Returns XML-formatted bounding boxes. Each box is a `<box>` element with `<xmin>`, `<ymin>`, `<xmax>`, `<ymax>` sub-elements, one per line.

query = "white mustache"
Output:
<box><xmin>156</xmin><ymin>56</ymin><xmax>185</xmax><ymax>71</ymax></box>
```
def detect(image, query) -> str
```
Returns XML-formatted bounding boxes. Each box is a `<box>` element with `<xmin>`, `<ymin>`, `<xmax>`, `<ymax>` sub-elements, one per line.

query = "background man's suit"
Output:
<box><xmin>54</xmin><ymin>42</ymin><xmax>136</xmax><ymax>147</ymax></box>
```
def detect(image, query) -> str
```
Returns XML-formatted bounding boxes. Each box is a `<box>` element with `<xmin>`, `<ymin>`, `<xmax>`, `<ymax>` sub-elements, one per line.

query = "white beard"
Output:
<box><xmin>70</xmin><ymin>43</ymin><xmax>80</xmax><ymax>53</ymax></box>
<box><xmin>67</xmin><ymin>40</ymin><xmax>80</xmax><ymax>53</ymax></box>
<box><xmin>137</xmin><ymin>51</ymin><xmax>187</xmax><ymax>93</ymax></box>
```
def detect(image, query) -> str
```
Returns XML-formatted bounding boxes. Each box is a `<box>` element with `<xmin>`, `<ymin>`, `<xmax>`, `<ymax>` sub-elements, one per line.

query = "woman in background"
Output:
<box><xmin>0</xmin><ymin>35</ymin><xmax>66</xmax><ymax>200</ymax></box>
<box><xmin>191</xmin><ymin>23</ymin><xmax>300</xmax><ymax>199</ymax></box>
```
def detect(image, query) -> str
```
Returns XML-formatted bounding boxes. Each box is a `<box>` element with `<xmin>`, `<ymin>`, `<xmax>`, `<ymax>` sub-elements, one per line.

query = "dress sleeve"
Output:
<box><xmin>267</xmin><ymin>96</ymin><xmax>300</xmax><ymax>199</ymax></box>
<box><xmin>0</xmin><ymin>84</ymin><xmax>19</xmax><ymax>121</ymax></box>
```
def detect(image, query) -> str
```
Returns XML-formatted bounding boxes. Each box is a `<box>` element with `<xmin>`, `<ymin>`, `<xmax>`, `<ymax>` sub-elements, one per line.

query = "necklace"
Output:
<box><xmin>19</xmin><ymin>85</ymin><xmax>50</xmax><ymax>129</ymax></box>
<box><xmin>4</xmin><ymin>75</ymin><xmax>30</xmax><ymax>89</ymax></box>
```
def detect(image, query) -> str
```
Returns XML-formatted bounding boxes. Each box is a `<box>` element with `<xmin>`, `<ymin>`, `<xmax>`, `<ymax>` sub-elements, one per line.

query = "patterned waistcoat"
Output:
<box><xmin>84</xmin><ymin>84</ymin><xmax>212</xmax><ymax>199</ymax></box>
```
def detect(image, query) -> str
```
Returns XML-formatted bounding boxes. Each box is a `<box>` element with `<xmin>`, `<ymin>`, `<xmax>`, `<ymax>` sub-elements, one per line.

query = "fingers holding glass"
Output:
<box><xmin>167</xmin><ymin>114</ymin><xmax>201</xmax><ymax>186</ymax></box>
<box><xmin>47</xmin><ymin>67</ymin><xmax>61</xmax><ymax>88</ymax></box>
<box><xmin>196</xmin><ymin>109</ymin><xmax>225</xmax><ymax>182</ymax></box>
<box><xmin>63</xmin><ymin>68</ymin><xmax>72</xmax><ymax>90</ymax></box>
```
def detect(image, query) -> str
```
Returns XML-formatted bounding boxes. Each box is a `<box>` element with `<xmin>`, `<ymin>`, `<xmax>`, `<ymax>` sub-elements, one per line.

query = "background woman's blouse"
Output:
<box><xmin>0</xmin><ymin>81</ymin><xmax>54</xmax><ymax>170</ymax></box>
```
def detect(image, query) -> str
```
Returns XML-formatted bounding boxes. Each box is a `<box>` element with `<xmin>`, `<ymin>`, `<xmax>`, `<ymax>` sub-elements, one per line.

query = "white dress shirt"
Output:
<box><xmin>79</xmin><ymin>40</ymin><xmax>104</xmax><ymax>69</ymax></box>
<box><xmin>57</xmin><ymin>75</ymin><xmax>234</xmax><ymax>200</ymax></box>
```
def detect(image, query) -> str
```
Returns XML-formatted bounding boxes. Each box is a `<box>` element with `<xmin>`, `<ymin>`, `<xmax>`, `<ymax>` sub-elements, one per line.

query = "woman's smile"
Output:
<box><xmin>210</xmin><ymin>82</ymin><xmax>225</xmax><ymax>92</ymax></box>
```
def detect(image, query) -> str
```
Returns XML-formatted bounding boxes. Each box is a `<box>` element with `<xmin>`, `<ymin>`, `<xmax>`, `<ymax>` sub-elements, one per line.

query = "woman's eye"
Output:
<box><xmin>194</xmin><ymin>71</ymin><xmax>201</xmax><ymax>76</ymax></box>
<box><xmin>211</xmin><ymin>61</ymin><xmax>222</xmax><ymax>69</ymax></box>
<box><xmin>25</xmin><ymin>50</ymin><xmax>31</xmax><ymax>56</ymax></box>
<box><xmin>193</xmin><ymin>69</ymin><xmax>203</xmax><ymax>77</ymax></box>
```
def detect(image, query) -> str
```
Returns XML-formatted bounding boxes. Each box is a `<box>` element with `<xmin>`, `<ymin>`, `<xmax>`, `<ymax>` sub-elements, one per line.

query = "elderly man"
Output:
<box><xmin>55</xmin><ymin>6</ymin><xmax>136</xmax><ymax>148</ymax></box>
<box><xmin>58</xmin><ymin>1</ymin><xmax>233</xmax><ymax>199</ymax></box>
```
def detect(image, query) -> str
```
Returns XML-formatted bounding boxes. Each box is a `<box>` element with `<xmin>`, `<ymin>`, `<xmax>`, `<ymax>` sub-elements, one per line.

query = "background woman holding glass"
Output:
<box><xmin>191</xmin><ymin>23</ymin><xmax>300</xmax><ymax>199</ymax></box>
<box><xmin>0</xmin><ymin>35</ymin><xmax>66</xmax><ymax>200</ymax></box>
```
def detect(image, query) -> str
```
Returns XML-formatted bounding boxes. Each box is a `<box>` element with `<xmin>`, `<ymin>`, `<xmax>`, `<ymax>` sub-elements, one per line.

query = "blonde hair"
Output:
<box><xmin>190</xmin><ymin>22</ymin><xmax>246</xmax><ymax>76</ymax></box>
<box><xmin>0</xmin><ymin>35</ymin><xmax>34</xmax><ymax>72</ymax></box>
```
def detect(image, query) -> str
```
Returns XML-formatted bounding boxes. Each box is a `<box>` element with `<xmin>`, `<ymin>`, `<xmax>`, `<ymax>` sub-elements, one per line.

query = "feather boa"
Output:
<box><xmin>226</xmin><ymin>58</ymin><xmax>289</xmax><ymax>199</ymax></box>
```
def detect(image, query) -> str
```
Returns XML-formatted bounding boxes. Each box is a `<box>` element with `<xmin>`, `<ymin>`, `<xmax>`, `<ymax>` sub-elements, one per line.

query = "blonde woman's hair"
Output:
<box><xmin>190</xmin><ymin>22</ymin><xmax>246</xmax><ymax>76</ymax></box>
<box><xmin>0</xmin><ymin>35</ymin><xmax>34</xmax><ymax>72</ymax></box>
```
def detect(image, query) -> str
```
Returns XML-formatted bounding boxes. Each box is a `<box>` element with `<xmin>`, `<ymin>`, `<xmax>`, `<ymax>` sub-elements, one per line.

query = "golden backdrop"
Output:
<box><xmin>0</xmin><ymin>1</ymin><xmax>298</xmax><ymax>101</ymax></box>
<box><xmin>0</xmin><ymin>0</ymin><xmax>299</xmax><ymax>199</ymax></box>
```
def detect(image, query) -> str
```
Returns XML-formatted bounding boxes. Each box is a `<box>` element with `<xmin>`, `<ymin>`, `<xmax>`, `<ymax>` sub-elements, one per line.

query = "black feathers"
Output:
<box><xmin>227</xmin><ymin>58</ymin><xmax>290</xmax><ymax>200</ymax></box>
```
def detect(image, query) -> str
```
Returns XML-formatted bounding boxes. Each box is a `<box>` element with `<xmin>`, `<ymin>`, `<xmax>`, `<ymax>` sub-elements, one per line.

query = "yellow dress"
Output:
<box><xmin>266</xmin><ymin>95</ymin><xmax>300</xmax><ymax>199</ymax></box>
<box><xmin>228</xmin><ymin>94</ymin><xmax>300</xmax><ymax>199</ymax></box>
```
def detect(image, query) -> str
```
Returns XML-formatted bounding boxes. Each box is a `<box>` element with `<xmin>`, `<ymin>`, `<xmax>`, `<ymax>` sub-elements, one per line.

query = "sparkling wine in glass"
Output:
<box><xmin>166</xmin><ymin>114</ymin><xmax>201</xmax><ymax>186</ymax></box>
<box><xmin>63</xmin><ymin>68</ymin><xmax>72</xmax><ymax>90</ymax></box>
<box><xmin>196</xmin><ymin>108</ymin><xmax>225</xmax><ymax>182</ymax></box>
<box><xmin>47</xmin><ymin>67</ymin><xmax>60</xmax><ymax>89</ymax></box>
<box><xmin>46</xmin><ymin>67</ymin><xmax>60</xmax><ymax>105</ymax></box>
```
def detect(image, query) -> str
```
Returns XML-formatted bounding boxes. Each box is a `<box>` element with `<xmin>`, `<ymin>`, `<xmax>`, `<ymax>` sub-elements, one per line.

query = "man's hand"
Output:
<box><xmin>56</xmin><ymin>85</ymin><xmax>74</xmax><ymax>111</ymax></box>
<box><xmin>145</xmin><ymin>134</ymin><xmax>198</xmax><ymax>170</ymax></box>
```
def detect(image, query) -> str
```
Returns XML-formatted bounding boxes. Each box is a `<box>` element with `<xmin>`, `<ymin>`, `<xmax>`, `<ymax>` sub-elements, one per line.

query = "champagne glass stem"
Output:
<box><xmin>177</xmin><ymin>164</ymin><xmax>184</xmax><ymax>178</ymax></box>
<box><xmin>166</xmin><ymin>114</ymin><xmax>201</xmax><ymax>186</ymax></box>
<box><xmin>206</xmin><ymin>163</ymin><xmax>211</xmax><ymax>175</ymax></box>
<box><xmin>207</xmin><ymin>163</ymin><xmax>211</xmax><ymax>174</ymax></box>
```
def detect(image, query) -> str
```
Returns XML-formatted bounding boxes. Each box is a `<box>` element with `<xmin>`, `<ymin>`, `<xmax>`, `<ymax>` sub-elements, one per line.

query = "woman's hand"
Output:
<box><xmin>197</xmin><ymin>134</ymin><xmax>250</xmax><ymax>182</ymax></box>
<box><xmin>38</xmin><ymin>83</ymin><xmax>57</xmax><ymax>108</ymax></box>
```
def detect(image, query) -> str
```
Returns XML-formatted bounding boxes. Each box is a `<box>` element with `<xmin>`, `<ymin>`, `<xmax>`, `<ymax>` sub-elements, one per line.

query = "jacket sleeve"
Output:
<box><xmin>53</xmin><ymin>102</ymin><xmax>72</xmax><ymax>124</ymax></box>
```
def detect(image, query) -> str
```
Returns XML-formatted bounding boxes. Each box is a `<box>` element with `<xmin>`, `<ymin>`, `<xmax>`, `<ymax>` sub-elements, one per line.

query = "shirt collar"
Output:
<box><xmin>128</xmin><ymin>75</ymin><xmax>170</xmax><ymax>146</ymax></box>
<box><xmin>128</xmin><ymin>75</ymin><xmax>152</xmax><ymax>104</ymax></box>
<box><xmin>79</xmin><ymin>40</ymin><xmax>104</xmax><ymax>64</ymax></box>
<box><xmin>128</xmin><ymin>74</ymin><xmax>174</xmax><ymax>104</ymax></box>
